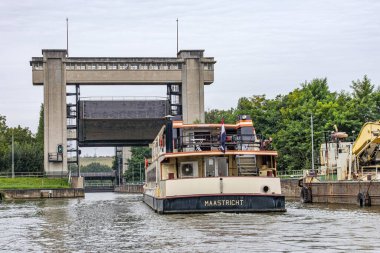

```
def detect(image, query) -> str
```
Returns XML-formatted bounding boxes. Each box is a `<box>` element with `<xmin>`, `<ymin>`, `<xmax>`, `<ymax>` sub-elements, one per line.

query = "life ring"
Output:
<box><xmin>300</xmin><ymin>186</ymin><xmax>312</xmax><ymax>203</ymax></box>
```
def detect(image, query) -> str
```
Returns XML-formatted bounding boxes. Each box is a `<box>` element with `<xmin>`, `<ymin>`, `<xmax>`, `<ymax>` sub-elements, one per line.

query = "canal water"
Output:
<box><xmin>1</xmin><ymin>193</ymin><xmax>380</xmax><ymax>253</ymax></box>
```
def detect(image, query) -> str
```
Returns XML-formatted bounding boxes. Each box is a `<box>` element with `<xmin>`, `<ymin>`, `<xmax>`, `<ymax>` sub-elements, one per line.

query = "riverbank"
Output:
<box><xmin>0</xmin><ymin>177</ymin><xmax>84</xmax><ymax>200</ymax></box>
<box><xmin>114</xmin><ymin>184</ymin><xmax>143</xmax><ymax>193</ymax></box>
<box><xmin>0</xmin><ymin>188</ymin><xmax>84</xmax><ymax>200</ymax></box>
<box><xmin>0</xmin><ymin>177</ymin><xmax>70</xmax><ymax>189</ymax></box>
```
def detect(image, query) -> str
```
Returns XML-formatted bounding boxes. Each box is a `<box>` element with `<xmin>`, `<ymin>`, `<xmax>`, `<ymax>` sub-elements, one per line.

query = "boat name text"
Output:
<box><xmin>203</xmin><ymin>199</ymin><xmax>244</xmax><ymax>207</ymax></box>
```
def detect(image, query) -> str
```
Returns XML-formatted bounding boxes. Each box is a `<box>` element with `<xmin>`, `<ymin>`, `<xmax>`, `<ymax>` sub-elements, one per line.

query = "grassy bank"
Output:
<box><xmin>0</xmin><ymin>177</ymin><xmax>70</xmax><ymax>189</ymax></box>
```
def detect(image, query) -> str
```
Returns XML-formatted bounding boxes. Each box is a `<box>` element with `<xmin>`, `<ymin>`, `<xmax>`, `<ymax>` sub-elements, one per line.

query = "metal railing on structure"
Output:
<box><xmin>84</xmin><ymin>182</ymin><xmax>114</xmax><ymax>187</ymax></box>
<box><xmin>277</xmin><ymin>170</ymin><xmax>304</xmax><ymax>179</ymax></box>
<box><xmin>124</xmin><ymin>181</ymin><xmax>144</xmax><ymax>185</ymax></box>
<box><xmin>80</xmin><ymin>96</ymin><xmax>167</xmax><ymax>101</ymax></box>
<box><xmin>80</xmin><ymin>172</ymin><xmax>116</xmax><ymax>178</ymax></box>
<box><xmin>0</xmin><ymin>172</ymin><xmax>45</xmax><ymax>178</ymax></box>
<box><xmin>176</xmin><ymin>133</ymin><xmax>263</xmax><ymax>152</ymax></box>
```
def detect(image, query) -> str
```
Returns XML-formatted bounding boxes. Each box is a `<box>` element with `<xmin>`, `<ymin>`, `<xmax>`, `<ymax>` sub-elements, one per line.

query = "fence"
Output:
<box><xmin>0</xmin><ymin>172</ymin><xmax>45</xmax><ymax>178</ymax></box>
<box><xmin>277</xmin><ymin>170</ymin><xmax>304</xmax><ymax>179</ymax></box>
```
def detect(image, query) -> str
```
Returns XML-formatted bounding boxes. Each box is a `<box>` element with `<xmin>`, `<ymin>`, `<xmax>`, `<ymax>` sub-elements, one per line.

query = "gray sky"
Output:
<box><xmin>1</xmin><ymin>0</ymin><xmax>380</xmax><ymax>135</ymax></box>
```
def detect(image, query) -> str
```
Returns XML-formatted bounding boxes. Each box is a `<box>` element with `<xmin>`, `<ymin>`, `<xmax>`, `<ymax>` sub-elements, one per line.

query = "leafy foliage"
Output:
<box><xmin>206</xmin><ymin>76</ymin><xmax>380</xmax><ymax>172</ymax></box>
<box><xmin>0</xmin><ymin>115</ymin><xmax>43</xmax><ymax>173</ymax></box>
<box><xmin>124</xmin><ymin>147</ymin><xmax>151</xmax><ymax>183</ymax></box>
<box><xmin>80</xmin><ymin>162</ymin><xmax>112</xmax><ymax>173</ymax></box>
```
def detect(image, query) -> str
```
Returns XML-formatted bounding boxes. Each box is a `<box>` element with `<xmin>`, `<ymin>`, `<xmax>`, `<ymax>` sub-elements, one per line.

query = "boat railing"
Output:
<box><xmin>174</xmin><ymin>133</ymin><xmax>264</xmax><ymax>152</ymax></box>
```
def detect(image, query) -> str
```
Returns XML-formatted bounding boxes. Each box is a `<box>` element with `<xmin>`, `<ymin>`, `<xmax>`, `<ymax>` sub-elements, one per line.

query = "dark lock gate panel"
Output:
<box><xmin>78</xmin><ymin>99</ymin><xmax>169</xmax><ymax>147</ymax></box>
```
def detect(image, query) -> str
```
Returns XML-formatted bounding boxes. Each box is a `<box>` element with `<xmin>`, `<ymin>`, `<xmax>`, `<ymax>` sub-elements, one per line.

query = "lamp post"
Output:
<box><xmin>139</xmin><ymin>162</ymin><xmax>142</xmax><ymax>184</ymax></box>
<box><xmin>311</xmin><ymin>114</ymin><xmax>315</xmax><ymax>173</ymax></box>
<box><xmin>11</xmin><ymin>131</ymin><xmax>14</xmax><ymax>178</ymax></box>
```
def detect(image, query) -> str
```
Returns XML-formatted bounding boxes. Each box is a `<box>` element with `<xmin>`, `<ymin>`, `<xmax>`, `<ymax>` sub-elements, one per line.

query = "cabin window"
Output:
<box><xmin>147</xmin><ymin>167</ymin><xmax>157</xmax><ymax>183</ymax></box>
<box><xmin>118</xmin><ymin>64</ymin><xmax>128</xmax><ymax>70</ymax></box>
<box><xmin>140</xmin><ymin>64</ymin><xmax>148</xmax><ymax>70</ymax></box>
<box><xmin>170</xmin><ymin>64</ymin><xmax>178</xmax><ymax>70</ymax></box>
<box><xmin>203</xmin><ymin>63</ymin><xmax>213</xmax><ymax>70</ymax></box>
<box><xmin>149</xmin><ymin>64</ymin><xmax>159</xmax><ymax>70</ymax></box>
<box><xmin>87</xmin><ymin>64</ymin><xmax>96</xmax><ymax>70</ymax></box>
<box><xmin>32</xmin><ymin>62</ymin><xmax>43</xmax><ymax>70</ymax></box>
<box><xmin>97</xmin><ymin>64</ymin><xmax>106</xmax><ymax>70</ymax></box>
<box><xmin>108</xmin><ymin>64</ymin><xmax>117</xmax><ymax>70</ymax></box>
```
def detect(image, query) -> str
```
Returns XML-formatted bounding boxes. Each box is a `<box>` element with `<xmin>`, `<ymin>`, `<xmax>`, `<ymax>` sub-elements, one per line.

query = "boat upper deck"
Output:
<box><xmin>151</xmin><ymin>115</ymin><xmax>276</xmax><ymax>160</ymax></box>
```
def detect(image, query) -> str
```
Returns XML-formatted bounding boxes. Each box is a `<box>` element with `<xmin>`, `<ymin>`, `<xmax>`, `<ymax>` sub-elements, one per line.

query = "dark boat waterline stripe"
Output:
<box><xmin>143</xmin><ymin>194</ymin><xmax>286</xmax><ymax>213</ymax></box>
<box><xmin>147</xmin><ymin>193</ymin><xmax>285</xmax><ymax>200</ymax></box>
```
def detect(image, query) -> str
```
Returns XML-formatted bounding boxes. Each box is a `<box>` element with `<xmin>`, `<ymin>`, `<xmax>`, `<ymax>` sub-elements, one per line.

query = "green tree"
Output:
<box><xmin>124</xmin><ymin>147</ymin><xmax>150</xmax><ymax>183</ymax></box>
<box><xmin>205</xmin><ymin>108</ymin><xmax>236</xmax><ymax>124</ymax></box>
<box><xmin>80</xmin><ymin>162</ymin><xmax>112</xmax><ymax>173</ymax></box>
<box><xmin>205</xmin><ymin>76</ymin><xmax>379</xmax><ymax>172</ymax></box>
<box><xmin>36</xmin><ymin>104</ymin><xmax>44</xmax><ymax>145</ymax></box>
<box><xmin>349</xmin><ymin>75</ymin><xmax>379</xmax><ymax>123</ymax></box>
<box><xmin>0</xmin><ymin>115</ymin><xmax>43</xmax><ymax>173</ymax></box>
<box><xmin>351</xmin><ymin>75</ymin><xmax>374</xmax><ymax>100</ymax></box>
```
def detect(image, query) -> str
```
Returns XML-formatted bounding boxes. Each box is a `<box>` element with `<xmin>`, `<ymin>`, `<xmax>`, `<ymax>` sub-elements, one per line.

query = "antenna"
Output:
<box><xmin>66</xmin><ymin>17</ymin><xmax>69</xmax><ymax>57</ymax></box>
<box><xmin>176</xmin><ymin>18</ymin><xmax>178</xmax><ymax>54</ymax></box>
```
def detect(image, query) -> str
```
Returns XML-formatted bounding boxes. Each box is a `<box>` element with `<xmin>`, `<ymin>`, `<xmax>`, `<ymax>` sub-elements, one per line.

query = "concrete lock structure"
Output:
<box><xmin>30</xmin><ymin>49</ymin><xmax>215</xmax><ymax>175</ymax></box>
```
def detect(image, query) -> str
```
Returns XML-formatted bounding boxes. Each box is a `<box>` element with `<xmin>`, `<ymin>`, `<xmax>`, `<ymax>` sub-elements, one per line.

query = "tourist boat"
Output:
<box><xmin>143</xmin><ymin>115</ymin><xmax>286</xmax><ymax>213</ymax></box>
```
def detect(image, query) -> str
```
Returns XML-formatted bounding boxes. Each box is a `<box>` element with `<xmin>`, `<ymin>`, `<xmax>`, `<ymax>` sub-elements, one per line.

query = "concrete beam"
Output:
<box><xmin>30</xmin><ymin>49</ymin><xmax>216</xmax><ymax>174</ymax></box>
<box><xmin>30</xmin><ymin>56</ymin><xmax>215</xmax><ymax>86</ymax></box>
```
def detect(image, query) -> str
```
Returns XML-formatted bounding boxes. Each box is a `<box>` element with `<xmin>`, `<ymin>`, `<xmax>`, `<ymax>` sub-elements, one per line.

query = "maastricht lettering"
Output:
<box><xmin>203</xmin><ymin>199</ymin><xmax>244</xmax><ymax>207</ymax></box>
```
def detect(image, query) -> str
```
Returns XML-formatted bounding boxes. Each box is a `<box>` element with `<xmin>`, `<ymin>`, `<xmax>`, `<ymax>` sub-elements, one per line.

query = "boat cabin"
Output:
<box><xmin>147</xmin><ymin>115</ymin><xmax>277</xmax><ymax>184</ymax></box>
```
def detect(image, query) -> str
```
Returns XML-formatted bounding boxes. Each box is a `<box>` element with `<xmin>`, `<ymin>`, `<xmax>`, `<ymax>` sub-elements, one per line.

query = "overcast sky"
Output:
<box><xmin>1</xmin><ymin>0</ymin><xmax>379</xmax><ymax>135</ymax></box>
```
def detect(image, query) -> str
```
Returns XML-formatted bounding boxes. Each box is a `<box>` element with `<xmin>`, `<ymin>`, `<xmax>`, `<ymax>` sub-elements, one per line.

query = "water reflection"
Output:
<box><xmin>1</xmin><ymin>193</ymin><xmax>380</xmax><ymax>252</ymax></box>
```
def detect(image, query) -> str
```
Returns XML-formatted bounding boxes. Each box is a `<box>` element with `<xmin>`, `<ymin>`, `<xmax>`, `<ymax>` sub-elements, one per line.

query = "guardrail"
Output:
<box><xmin>278</xmin><ymin>169</ymin><xmax>323</xmax><ymax>179</ymax></box>
<box><xmin>80</xmin><ymin>96</ymin><xmax>167</xmax><ymax>101</ymax></box>
<box><xmin>84</xmin><ymin>182</ymin><xmax>115</xmax><ymax>187</ymax></box>
<box><xmin>0</xmin><ymin>172</ymin><xmax>45</xmax><ymax>178</ymax></box>
<box><xmin>124</xmin><ymin>182</ymin><xmax>144</xmax><ymax>185</ymax></box>
<box><xmin>80</xmin><ymin>172</ymin><xmax>116</xmax><ymax>177</ymax></box>
<box><xmin>277</xmin><ymin>170</ymin><xmax>304</xmax><ymax>179</ymax></box>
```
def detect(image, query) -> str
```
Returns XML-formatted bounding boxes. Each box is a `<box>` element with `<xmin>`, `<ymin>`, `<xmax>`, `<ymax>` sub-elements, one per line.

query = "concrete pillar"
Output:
<box><xmin>42</xmin><ymin>49</ymin><xmax>68</xmax><ymax>176</ymax></box>
<box><xmin>122</xmin><ymin>147</ymin><xmax>132</xmax><ymax>173</ymax></box>
<box><xmin>178</xmin><ymin>50</ymin><xmax>205</xmax><ymax>124</ymax></box>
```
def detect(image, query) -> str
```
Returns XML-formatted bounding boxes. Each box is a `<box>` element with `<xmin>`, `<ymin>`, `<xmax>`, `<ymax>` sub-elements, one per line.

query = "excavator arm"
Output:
<box><xmin>352</xmin><ymin>121</ymin><xmax>380</xmax><ymax>157</ymax></box>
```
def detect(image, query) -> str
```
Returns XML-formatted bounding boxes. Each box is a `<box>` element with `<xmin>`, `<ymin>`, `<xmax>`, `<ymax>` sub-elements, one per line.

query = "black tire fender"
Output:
<box><xmin>300</xmin><ymin>186</ymin><xmax>312</xmax><ymax>203</ymax></box>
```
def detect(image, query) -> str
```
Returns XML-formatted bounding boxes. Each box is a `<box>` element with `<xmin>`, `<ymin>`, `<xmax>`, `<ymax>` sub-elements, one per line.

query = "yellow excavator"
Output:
<box><xmin>351</xmin><ymin>121</ymin><xmax>380</xmax><ymax>180</ymax></box>
<box><xmin>300</xmin><ymin>122</ymin><xmax>380</xmax><ymax>204</ymax></box>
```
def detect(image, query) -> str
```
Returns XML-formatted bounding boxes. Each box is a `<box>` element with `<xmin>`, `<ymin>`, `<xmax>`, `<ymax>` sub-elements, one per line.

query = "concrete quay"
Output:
<box><xmin>114</xmin><ymin>184</ymin><xmax>143</xmax><ymax>193</ymax></box>
<box><xmin>0</xmin><ymin>188</ymin><xmax>84</xmax><ymax>200</ymax></box>
<box><xmin>281</xmin><ymin>179</ymin><xmax>380</xmax><ymax>205</ymax></box>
